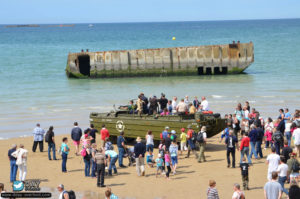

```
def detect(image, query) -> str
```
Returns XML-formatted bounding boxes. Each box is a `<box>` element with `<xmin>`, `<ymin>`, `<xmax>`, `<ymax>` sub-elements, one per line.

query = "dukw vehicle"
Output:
<box><xmin>90</xmin><ymin>107</ymin><xmax>227</xmax><ymax>146</ymax></box>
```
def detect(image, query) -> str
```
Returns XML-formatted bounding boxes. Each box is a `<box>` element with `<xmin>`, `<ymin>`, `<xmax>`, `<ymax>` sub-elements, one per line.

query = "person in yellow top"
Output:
<box><xmin>180</xmin><ymin>128</ymin><xmax>187</xmax><ymax>155</ymax></box>
<box><xmin>189</xmin><ymin>103</ymin><xmax>197</xmax><ymax>114</ymax></box>
<box><xmin>137</xmin><ymin>95</ymin><xmax>144</xmax><ymax>116</ymax></box>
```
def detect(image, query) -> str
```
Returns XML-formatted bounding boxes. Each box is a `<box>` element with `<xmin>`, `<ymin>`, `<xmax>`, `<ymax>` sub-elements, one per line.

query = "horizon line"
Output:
<box><xmin>1</xmin><ymin>17</ymin><xmax>299</xmax><ymax>25</ymax></box>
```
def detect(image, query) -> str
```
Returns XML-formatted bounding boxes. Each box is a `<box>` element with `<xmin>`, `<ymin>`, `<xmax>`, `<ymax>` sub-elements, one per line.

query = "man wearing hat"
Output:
<box><xmin>134</xmin><ymin>137</ymin><xmax>146</xmax><ymax>176</ymax></box>
<box><xmin>287</xmin><ymin>152</ymin><xmax>300</xmax><ymax>182</ymax></box>
<box><xmin>8</xmin><ymin>144</ymin><xmax>18</xmax><ymax>182</ymax></box>
<box><xmin>57</xmin><ymin>184</ymin><xmax>69</xmax><ymax>199</ymax></box>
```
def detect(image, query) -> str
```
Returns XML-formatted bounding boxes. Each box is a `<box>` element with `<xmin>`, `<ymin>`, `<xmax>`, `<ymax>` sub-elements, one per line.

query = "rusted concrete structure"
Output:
<box><xmin>66</xmin><ymin>42</ymin><xmax>254</xmax><ymax>78</ymax></box>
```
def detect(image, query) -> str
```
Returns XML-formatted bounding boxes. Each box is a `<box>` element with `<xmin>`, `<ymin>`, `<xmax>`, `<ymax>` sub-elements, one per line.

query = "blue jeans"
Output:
<box><xmin>84</xmin><ymin>159</ymin><xmax>91</xmax><ymax>177</ymax></box>
<box><xmin>146</xmin><ymin>144</ymin><xmax>154</xmax><ymax>152</ymax></box>
<box><xmin>278</xmin><ymin>176</ymin><xmax>289</xmax><ymax>195</ymax></box>
<box><xmin>240</xmin><ymin>147</ymin><xmax>252</xmax><ymax>164</ymax></box>
<box><xmin>109</xmin><ymin>156</ymin><xmax>118</xmax><ymax>174</ymax></box>
<box><xmin>256</xmin><ymin>140</ymin><xmax>263</xmax><ymax>158</ymax></box>
<box><xmin>285</xmin><ymin>132</ymin><xmax>291</xmax><ymax>147</ymax></box>
<box><xmin>118</xmin><ymin>148</ymin><xmax>125</xmax><ymax>166</ymax></box>
<box><xmin>61</xmin><ymin>153</ymin><xmax>68</xmax><ymax>172</ymax></box>
<box><xmin>10</xmin><ymin>160</ymin><xmax>18</xmax><ymax>182</ymax></box>
<box><xmin>250</xmin><ymin>141</ymin><xmax>258</xmax><ymax>159</ymax></box>
<box><xmin>48</xmin><ymin>143</ymin><xmax>56</xmax><ymax>160</ymax></box>
<box><xmin>275</xmin><ymin>141</ymin><xmax>281</xmax><ymax>155</ymax></box>
<box><xmin>91</xmin><ymin>160</ymin><xmax>96</xmax><ymax>177</ymax></box>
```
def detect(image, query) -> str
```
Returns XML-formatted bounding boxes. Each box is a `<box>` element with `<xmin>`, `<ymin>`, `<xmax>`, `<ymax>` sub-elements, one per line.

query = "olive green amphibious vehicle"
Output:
<box><xmin>90</xmin><ymin>108</ymin><xmax>227</xmax><ymax>145</ymax></box>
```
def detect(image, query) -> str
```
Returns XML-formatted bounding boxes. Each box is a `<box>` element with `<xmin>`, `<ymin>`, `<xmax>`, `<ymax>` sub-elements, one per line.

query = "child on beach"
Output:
<box><xmin>155</xmin><ymin>154</ymin><xmax>164</xmax><ymax>178</ymax></box>
<box><xmin>169</xmin><ymin>141</ymin><xmax>178</xmax><ymax>174</ymax></box>
<box><xmin>61</xmin><ymin>137</ymin><xmax>70</xmax><ymax>173</ymax></box>
<box><xmin>165</xmin><ymin>150</ymin><xmax>172</xmax><ymax>179</ymax></box>
<box><xmin>146</xmin><ymin>151</ymin><xmax>154</xmax><ymax>168</ymax></box>
<box><xmin>105</xmin><ymin>138</ymin><xmax>113</xmax><ymax>151</ymax></box>
<box><xmin>240</xmin><ymin>157</ymin><xmax>249</xmax><ymax>190</ymax></box>
<box><xmin>180</xmin><ymin>128</ymin><xmax>187</xmax><ymax>155</ymax></box>
<box><xmin>206</xmin><ymin>180</ymin><xmax>219</xmax><ymax>199</ymax></box>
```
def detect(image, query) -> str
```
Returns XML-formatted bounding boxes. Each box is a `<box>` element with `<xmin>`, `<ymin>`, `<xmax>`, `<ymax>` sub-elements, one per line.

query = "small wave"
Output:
<box><xmin>211</xmin><ymin>95</ymin><xmax>224</xmax><ymax>99</ymax></box>
<box><xmin>51</xmin><ymin>109</ymin><xmax>72</xmax><ymax>112</ymax></box>
<box><xmin>260</xmin><ymin>96</ymin><xmax>276</xmax><ymax>98</ymax></box>
<box><xmin>81</xmin><ymin>106</ymin><xmax>111</xmax><ymax>111</ymax></box>
<box><xmin>29</xmin><ymin>107</ymin><xmax>38</xmax><ymax>110</ymax></box>
<box><xmin>0</xmin><ymin>137</ymin><xmax>7</xmax><ymax>140</ymax></box>
<box><xmin>19</xmin><ymin>135</ymin><xmax>29</xmax><ymax>138</ymax></box>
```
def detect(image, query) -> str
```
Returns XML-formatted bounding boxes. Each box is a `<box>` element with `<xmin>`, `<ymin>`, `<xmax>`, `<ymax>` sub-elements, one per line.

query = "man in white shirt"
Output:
<box><xmin>276</xmin><ymin>156</ymin><xmax>289</xmax><ymax>196</ymax></box>
<box><xmin>266</xmin><ymin>147</ymin><xmax>280</xmax><ymax>181</ymax></box>
<box><xmin>200</xmin><ymin>96</ymin><xmax>209</xmax><ymax>111</ymax></box>
<box><xmin>171</xmin><ymin>96</ymin><xmax>177</xmax><ymax>114</ymax></box>
<box><xmin>292</xmin><ymin>125</ymin><xmax>300</xmax><ymax>157</ymax></box>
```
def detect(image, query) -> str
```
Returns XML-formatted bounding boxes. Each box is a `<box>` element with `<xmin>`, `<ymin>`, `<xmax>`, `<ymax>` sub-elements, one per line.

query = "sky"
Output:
<box><xmin>1</xmin><ymin>0</ymin><xmax>300</xmax><ymax>24</ymax></box>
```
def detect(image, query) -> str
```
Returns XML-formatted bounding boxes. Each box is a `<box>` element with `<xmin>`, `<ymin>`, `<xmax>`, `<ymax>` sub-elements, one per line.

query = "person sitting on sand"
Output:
<box><xmin>105</xmin><ymin>187</ymin><xmax>118</xmax><ymax>199</ymax></box>
<box><xmin>71</xmin><ymin>122</ymin><xmax>82</xmax><ymax>155</ymax></box>
<box><xmin>206</xmin><ymin>180</ymin><xmax>219</xmax><ymax>199</ymax></box>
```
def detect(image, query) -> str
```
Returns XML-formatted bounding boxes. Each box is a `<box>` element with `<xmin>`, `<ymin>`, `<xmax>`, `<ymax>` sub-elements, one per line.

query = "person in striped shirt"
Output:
<box><xmin>207</xmin><ymin>180</ymin><xmax>220</xmax><ymax>199</ymax></box>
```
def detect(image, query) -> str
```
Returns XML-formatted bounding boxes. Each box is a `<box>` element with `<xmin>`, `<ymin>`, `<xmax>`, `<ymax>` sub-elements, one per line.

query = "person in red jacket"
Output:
<box><xmin>240</xmin><ymin>132</ymin><xmax>252</xmax><ymax>165</ymax></box>
<box><xmin>100</xmin><ymin>125</ymin><xmax>110</xmax><ymax>148</ymax></box>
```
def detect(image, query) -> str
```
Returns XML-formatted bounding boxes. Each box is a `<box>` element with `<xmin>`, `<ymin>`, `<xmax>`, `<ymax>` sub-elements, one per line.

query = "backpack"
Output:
<box><xmin>196</xmin><ymin>132</ymin><xmax>204</xmax><ymax>143</ymax></box>
<box><xmin>273</xmin><ymin>132</ymin><xmax>282</xmax><ymax>142</ymax></box>
<box><xmin>63</xmin><ymin>190</ymin><xmax>76</xmax><ymax>199</ymax></box>
<box><xmin>45</xmin><ymin>132</ymin><xmax>51</xmax><ymax>143</ymax></box>
<box><xmin>81</xmin><ymin>148</ymin><xmax>87</xmax><ymax>157</ymax></box>
<box><xmin>191</xmin><ymin>131</ymin><xmax>197</xmax><ymax>142</ymax></box>
<box><xmin>291</xmin><ymin>160</ymin><xmax>300</xmax><ymax>173</ymax></box>
<box><xmin>159</xmin><ymin>144</ymin><xmax>165</xmax><ymax>157</ymax></box>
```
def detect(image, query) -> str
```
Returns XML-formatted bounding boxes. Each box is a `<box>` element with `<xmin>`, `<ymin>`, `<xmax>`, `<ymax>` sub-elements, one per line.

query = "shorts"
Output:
<box><xmin>156</xmin><ymin>166</ymin><xmax>164</xmax><ymax>171</ymax></box>
<box><xmin>146</xmin><ymin>144</ymin><xmax>154</xmax><ymax>152</ymax></box>
<box><xmin>171</xmin><ymin>156</ymin><xmax>178</xmax><ymax>165</ymax></box>
<box><xmin>180</xmin><ymin>142</ymin><xmax>186</xmax><ymax>150</ymax></box>
<box><xmin>290</xmin><ymin>172</ymin><xmax>299</xmax><ymax>178</ymax></box>
<box><xmin>73</xmin><ymin>140</ymin><xmax>80</xmax><ymax>146</ymax></box>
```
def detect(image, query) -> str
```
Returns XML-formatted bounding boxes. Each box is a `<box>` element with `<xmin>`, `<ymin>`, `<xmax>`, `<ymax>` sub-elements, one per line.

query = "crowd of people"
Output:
<box><xmin>126</xmin><ymin>93</ymin><xmax>210</xmax><ymax>115</ymax></box>
<box><xmin>5</xmin><ymin>95</ymin><xmax>300</xmax><ymax>199</ymax></box>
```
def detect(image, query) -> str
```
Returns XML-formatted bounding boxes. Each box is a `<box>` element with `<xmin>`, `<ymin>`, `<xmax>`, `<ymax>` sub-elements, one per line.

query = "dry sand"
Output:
<box><xmin>0</xmin><ymin>134</ymin><xmax>295</xmax><ymax>199</ymax></box>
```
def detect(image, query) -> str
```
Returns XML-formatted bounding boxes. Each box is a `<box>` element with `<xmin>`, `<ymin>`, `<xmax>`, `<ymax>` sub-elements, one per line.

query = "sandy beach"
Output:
<box><xmin>1</xmin><ymin>132</ymin><xmax>295</xmax><ymax>199</ymax></box>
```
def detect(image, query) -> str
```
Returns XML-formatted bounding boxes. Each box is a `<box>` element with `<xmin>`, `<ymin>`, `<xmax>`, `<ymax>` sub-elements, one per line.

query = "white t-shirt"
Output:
<box><xmin>201</xmin><ymin>100</ymin><xmax>209</xmax><ymax>111</ymax></box>
<box><xmin>285</xmin><ymin>123</ymin><xmax>291</xmax><ymax>132</ymax></box>
<box><xmin>171</xmin><ymin>100</ymin><xmax>177</xmax><ymax>113</ymax></box>
<box><xmin>202</xmin><ymin>132</ymin><xmax>207</xmax><ymax>139</ymax></box>
<box><xmin>267</xmin><ymin>153</ymin><xmax>280</xmax><ymax>172</ymax></box>
<box><xmin>59</xmin><ymin>192</ymin><xmax>63</xmax><ymax>199</ymax></box>
<box><xmin>277</xmin><ymin>163</ymin><xmax>288</xmax><ymax>177</ymax></box>
<box><xmin>232</xmin><ymin>191</ymin><xmax>244</xmax><ymax>199</ymax></box>
<box><xmin>293</xmin><ymin>128</ymin><xmax>300</xmax><ymax>145</ymax></box>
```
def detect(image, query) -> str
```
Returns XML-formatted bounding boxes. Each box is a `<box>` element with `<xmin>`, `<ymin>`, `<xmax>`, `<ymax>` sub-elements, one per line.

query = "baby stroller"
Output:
<box><xmin>126</xmin><ymin>146</ymin><xmax>136</xmax><ymax>166</ymax></box>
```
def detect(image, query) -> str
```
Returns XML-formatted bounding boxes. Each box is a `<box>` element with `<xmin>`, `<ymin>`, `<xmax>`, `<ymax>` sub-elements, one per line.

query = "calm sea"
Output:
<box><xmin>0</xmin><ymin>19</ymin><xmax>300</xmax><ymax>138</ymax></box>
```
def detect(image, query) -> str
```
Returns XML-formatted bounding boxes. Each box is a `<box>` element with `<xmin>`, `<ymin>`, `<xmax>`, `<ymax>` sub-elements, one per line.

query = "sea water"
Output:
<box><xmin>0</xmin><ymin>19</ymin><xmax>300</xmax><ymax>138</ymax></box>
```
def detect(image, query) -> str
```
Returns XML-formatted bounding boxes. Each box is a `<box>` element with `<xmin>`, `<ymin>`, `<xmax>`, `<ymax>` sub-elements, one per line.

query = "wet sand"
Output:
<box><xmin>0</xmin><ymin>133</ymin><xmax>294</xmax><ymax>199</ymax></box>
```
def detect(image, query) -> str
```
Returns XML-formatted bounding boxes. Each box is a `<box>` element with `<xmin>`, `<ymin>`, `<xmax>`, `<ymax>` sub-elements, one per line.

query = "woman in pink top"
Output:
<box><xmin>264</xmin><ymin>117</ymin><xmax>274</xmax><ymax>149</ymax></box>
<box><xmin>160</xmin><ymin>108</ymin><xmax>170</xmax><ymax>116</ymax></box>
